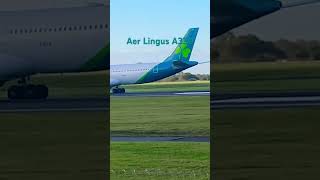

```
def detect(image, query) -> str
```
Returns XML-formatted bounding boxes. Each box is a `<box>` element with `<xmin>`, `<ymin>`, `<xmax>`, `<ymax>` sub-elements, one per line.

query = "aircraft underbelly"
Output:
<box><xmin>0</xmin><ymin>32</ymin><xmax>108</xmax><ymax>75</ymax></box>
<box><xmin>111</xmin><ymin>71</ymin><xmax>146</xmax><ymax>85</ymax></box>
<box><xmin>0</xmin><ymin>54</ymin><xmax>31</xmax><ymax>80</ymax></box>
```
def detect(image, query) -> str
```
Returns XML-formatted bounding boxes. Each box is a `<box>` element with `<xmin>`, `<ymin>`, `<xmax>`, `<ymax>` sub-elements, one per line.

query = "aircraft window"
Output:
<box><xmin>20</xmin><ymin>29</ymin><xmax>23</xmax><ymax>34</ymax></box>
<box><xmin>44</xmin><ymin>28</ymin><xmax>47</xmax><ymax>32</ymax></box>
<box><xmin>24</xmin><ymin>29</ymin><xmax>28</xmax><ymax>33</ymax></box>
<box><xmin>29</xmin><ymin>29</ymin><xmax>33</xmax><ymax>33</ymax></box>
<box><xmin>34</xmin><ymin>28</ymin><xmax>37</xmax><ymax>33</ymax></box>
<box><xmin>79</xmin><ymin>26</ymin><xmax>82</xmax><ymax>30</ymax></box>
<box><xmin>64</xmin><ymin>27</ymin><xmax>67</xmax><ymax>31</ymax></box>
<box><xmin>74</xmin><ymin>26</ymin><xmax>77</xmax><ymax>31</ymax></box>
<box><xmin>105</xmin><ymin>24</ymin><xmax>108</xmax><ymax>29</ymax></box>
<box><xmin>39</xmin><ymin>28</ymin><xmax>42</xmax><ymax>32</ymax></box>
<box><xmin>89</xmin><ymin>25</ymin><xmax>92</xmax><ymax>29</ymax></box>
<box><xmin>9</xmin><ymin>30</ymin><xmax>13</xmax><ymax>34</ymax></box>
<box><xmin>14</xmin><ymin>29</ymin><xmax>18</xmax><ymax>34</ymax></box>
<box><xmin>54</xmin><ymin>28</ymin><xmax>57</xmax><ymax>32</ymax></box>
<box><xmin>48</xmin><ymin>28</ymin><xmax>52</xmax><ymax>32</ymax></box>
<box><xmin>95</xmin><ymin>25</ymin><xmax>98</xmax><ymax>29</ymax></box>
<box><xmin>69</xmin><ymin>27</ymin><xmax>72</xmax><ymax>31</ymax></box>
<box><xmin>100</xmin><ymin>24</ymin><xmax>103</xmax><ymax>29</ymax></box>
<box><xmin>84</xmin><ymin>26</ymin><xmax>87</xmax><ymax>30</ymax></box>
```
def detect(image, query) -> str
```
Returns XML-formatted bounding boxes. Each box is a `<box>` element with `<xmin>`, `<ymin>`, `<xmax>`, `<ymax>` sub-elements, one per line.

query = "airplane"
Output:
<box><xmin>0</xmin><ymin>3</ymin><xmax>109</xmax><ymax>99</ymax></box>
<box><xmin>212</xmin><ymin>0</ymin><xmax>320</xmax><ymax>38</ymax></box>
<box><xmin>110</xmin><ymin>28</ymin><xmax>199</xmax><ymax>94</ymax></box>
<box><xmin>0</xmin><ymin>0</ymin><xmax>319</xmax><ymax>99</ymax></box>
<box><xmin>110</xmin><ymin>0</ymin><xmax>320</xmax><ymax>94</ymax></box>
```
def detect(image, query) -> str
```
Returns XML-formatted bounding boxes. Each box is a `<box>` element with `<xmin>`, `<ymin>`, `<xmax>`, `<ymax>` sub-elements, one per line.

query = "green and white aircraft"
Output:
<box><xmin>0</xmin><ymin>0</ymin><xmax>318</xmax><ymax>99</ymax></box>
<box><xmin>110</xmin><ymin>28</ymin><xmax>200</xmax><ymax>94</ymax></box>
<box><xmin>0</xmin><ymin>4</ymin><xmax>108</xmax><ymax>99</ymax></box>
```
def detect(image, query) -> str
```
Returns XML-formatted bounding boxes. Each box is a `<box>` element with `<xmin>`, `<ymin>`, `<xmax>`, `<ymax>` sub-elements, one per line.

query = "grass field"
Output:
<box><xmin>214</xmin><ymin>61</ymin><xmax>320</xmax><ymax>93</ymax></box>
<box><xmin>213</xmin><ymin>108</ymin><xmax>320</xmax><ymax>179</ymax></box>
<box><xmin>111</xmin><ymin>96</ymin><xmax>210</xmax><ymax>136</ymax></box>
<box><xmin>111</xmin><ymin>95</ymin><xmax>210</xmax><ymax>179</ymax></box>
<box><xmin>122</xmin><ymin>81</ymin><xmax>209</xmax><ymax>93</ymax></box>
<box><xmin>111</xmin><ymin>142</ymin><xmax>209</xmax><ymax>180</ymax></box>
<box><xmin>0</xmin><ymin>112</ymin><xmax>108</xmax><ymax>180</ymax></box>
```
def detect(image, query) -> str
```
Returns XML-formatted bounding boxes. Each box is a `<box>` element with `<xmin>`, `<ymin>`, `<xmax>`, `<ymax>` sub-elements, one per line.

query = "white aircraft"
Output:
<box><xmin>110</xmin><ymin>28</ymin><xmax>200</xmax><ymax>94</ymax></box>
<box><xmin>0</xmin><ymin>3</ymin><xmax>108</xmax><ymax>99</ymax></box>
<box><xmin>0</xmin><ymin>0</ymin><xmax>319</xmax><ymax>99</ymax></box>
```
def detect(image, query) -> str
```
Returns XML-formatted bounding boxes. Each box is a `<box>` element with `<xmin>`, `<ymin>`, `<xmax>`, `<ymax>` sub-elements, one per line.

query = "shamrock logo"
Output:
<box><xmin>175</xmin><ymin>41</ymin><xmax>191</xmax><ymax>59</ymax></box>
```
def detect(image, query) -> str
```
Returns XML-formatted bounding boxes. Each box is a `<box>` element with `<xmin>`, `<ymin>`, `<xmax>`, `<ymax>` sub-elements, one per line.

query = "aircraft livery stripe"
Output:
<box><xmin>80</xmin><ymin>45</ymin><xmax>109</xmax><ymax>71</ymax></box>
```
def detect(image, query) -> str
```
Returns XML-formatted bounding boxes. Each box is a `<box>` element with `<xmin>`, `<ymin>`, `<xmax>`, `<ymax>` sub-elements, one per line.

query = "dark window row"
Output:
<box><xmin>112</xmin><ymin>69</ymin><xmax>150</xmax><ymax>73</ymax></box>
<box><xmin>10</xmin><ymin>24</ymin><xmax>108</xmax><ymax>35</ymax></box>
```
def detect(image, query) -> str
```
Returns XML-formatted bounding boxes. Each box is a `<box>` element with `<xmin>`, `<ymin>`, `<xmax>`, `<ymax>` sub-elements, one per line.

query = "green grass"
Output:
<box><xmin>111</xmin><ymin>142</ymin><xmax>209</xmax><ymax>180</ymax></box>
<box><xmin>110</xmin><ymin>92</ymin><xmax>210</xmax><ymax>180</ymax></box>
<box><xmin>0</xmin><ymin>112</ymin><xmax>108</xmax><ymax>180</ymax></box>
<box><xmin>111</xmin><ymin>96</ymin><xmax>210</xmax><ymax>136</ymax></box>
<box><xmin>214</xmin><ymin>61</ymin><xmax>320</xmax><ymax>81</ymax></box>
<box><xmin>213</xmin><ymin>108</ymin><xmax>320</xmax><ymax>180</ymax></box>
<box><xmin>122</xmin><ymin>81</ymin><xmax>210</xmax><ymax>93</ymax></box>
<box><xmin>214</xmin><ymin>61</ymin><xmax>320</xmax><ymax>93</ymax></box>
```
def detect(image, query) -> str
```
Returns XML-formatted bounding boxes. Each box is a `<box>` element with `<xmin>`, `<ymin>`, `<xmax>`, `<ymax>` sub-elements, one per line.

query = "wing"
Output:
<box><xmin>211</xmin><ymin>0</ymin><xmax>282</xmax><ymax>38</ymax></box>
<box><xmin>282</xmin><ymin>0</ymin><xmax>320</xmax><ymax>8</ymax></box>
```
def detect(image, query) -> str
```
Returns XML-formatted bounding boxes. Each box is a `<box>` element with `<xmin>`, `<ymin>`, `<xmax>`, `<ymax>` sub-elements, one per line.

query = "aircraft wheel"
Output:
<box><xmin>8</xmin><ymin>85</ymin><xmax>49</xmax><ymax>100</ymax></box>
<box><xmin>112</xmin><ymin>88</ymin><xmax>126</xmax><ymax>94</ymax></box>
<box><xmin>35</xmin><ymin>85</ymin><xmax>49</xmax><ymax>99</ymax></box>
<box><xmin>8</xmin><ymin>85</ymin><xmax>23</xmax><ymax>99</ymax></box>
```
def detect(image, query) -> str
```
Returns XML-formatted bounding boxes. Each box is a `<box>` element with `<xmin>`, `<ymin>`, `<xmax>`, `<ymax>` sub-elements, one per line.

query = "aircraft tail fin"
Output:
<box><xmin>165</xmin><ymin>28</ymin><xmax>199</xmax><ymax>63</ymax></box>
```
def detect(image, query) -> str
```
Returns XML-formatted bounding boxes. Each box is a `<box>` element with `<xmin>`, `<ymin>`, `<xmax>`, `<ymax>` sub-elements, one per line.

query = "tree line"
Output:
<box><xmin>161</xmin><ymin>72</ymin><xmax>210</xmax><ymax>82</ymax></box>
<box><xmin>212</xmin><ymin>32</ymin><xmax>320</xmax><ymax>63</ymax></box>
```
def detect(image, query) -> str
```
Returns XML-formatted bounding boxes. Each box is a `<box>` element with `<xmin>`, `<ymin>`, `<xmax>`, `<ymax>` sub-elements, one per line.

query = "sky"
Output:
<box><xmin>110</xmin><ymin>0</ymin><xmax>210</xmax><ymax>74</ymax></box>
<box><xmin>234</xmin><ymin>2</ymin><xmax>320</xmax><ymax>40</ymax></box>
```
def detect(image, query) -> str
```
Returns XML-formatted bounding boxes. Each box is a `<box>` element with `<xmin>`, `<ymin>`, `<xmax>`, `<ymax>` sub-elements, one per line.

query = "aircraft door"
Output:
<box><xmin>153</xmin><ymin>65</ymin><xmax>158</xmax><ymax>73</ymax></box>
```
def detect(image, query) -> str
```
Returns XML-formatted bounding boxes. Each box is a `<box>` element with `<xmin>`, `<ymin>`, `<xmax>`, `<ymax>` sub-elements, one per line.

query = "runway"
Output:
<box><xmin>0</xmin><ymin>91</ymin><xmax>208</xmax><ymax>113</ymax></box>
<box><xmin>0</xmin><ymin>97</ymin><xmax>109</xmax><ymax>113</ymax></box>
<box><xmin>111</xmin><ymin>136</ymin><xmax>210</xmax><ymax>142</ymax></box>
<box><xmin>112</xmin><ymin>91</ymin><xmax>210</xmax><ymax>97</ymax></box>
<box><xmin>213</xmin><ymin>92</ymin><xmax>320</xmax><ymax>109</ymax></box>
<box><xmin>2</xmin><ymin>91</ymin><xmax>320</xmax><ymax>112</ymax></box>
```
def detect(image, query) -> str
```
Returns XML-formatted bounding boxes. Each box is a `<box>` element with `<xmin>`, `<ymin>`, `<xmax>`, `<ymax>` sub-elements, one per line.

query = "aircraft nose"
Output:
<box><xmin>249</xmin><ymin>0</ymin><xmax>282</xmax><ymax>14</ymax></box>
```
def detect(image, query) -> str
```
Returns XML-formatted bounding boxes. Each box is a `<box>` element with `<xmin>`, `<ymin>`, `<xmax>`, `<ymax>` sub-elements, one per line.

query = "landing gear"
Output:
<box><xmin>7</xmin><ymin>77</ymin><xmax>48</xmax><ymax>100</ymax></box>
<box><xmin>112</xmin><ymin>87</ymin><xmax>125</xmax><ymax>94</ymax></box>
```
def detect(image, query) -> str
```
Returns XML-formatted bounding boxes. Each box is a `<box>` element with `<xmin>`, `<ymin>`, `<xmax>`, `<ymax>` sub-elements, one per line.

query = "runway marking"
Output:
<box><xmin>214</xmin><ymin>96</ymin><xmax>320</xmax><ymax>103</ymax></box>
<box><xmin>175</xmin><ymin>91</ymin><xmax>210</xmax><ymax>95</ymax></box>
<box><xmin>212</xmin><ymin>96</ymin><xmax>320</xmax><ymax>109</ymax></box>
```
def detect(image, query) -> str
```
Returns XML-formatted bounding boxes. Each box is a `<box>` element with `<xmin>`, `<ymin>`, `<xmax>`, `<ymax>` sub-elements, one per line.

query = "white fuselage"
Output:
<box><xmin>0</xmin><ymin>5</ymin><xmax>108</xmax><ymax>82</ymax></box>
<box><xmin>110</xmin><ymin>63</ymin><xmax>157</xmax><ymax>87</ymax></box>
